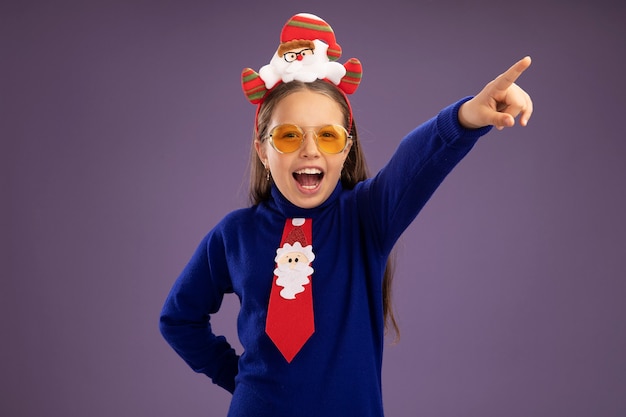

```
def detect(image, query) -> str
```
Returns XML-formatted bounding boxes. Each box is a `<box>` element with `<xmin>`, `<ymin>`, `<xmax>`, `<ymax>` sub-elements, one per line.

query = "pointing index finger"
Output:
<box><xmin>493</xmin><ymin>56</ymin><xmax>532</xmax><ymax>91</ymax></box>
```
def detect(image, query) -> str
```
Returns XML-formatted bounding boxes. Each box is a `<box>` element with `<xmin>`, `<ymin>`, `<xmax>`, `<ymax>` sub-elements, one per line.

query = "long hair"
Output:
<box><xmin>248</xmin><ymin>80</ymin><xmax>399</xmax><ymax>340</ymax></box>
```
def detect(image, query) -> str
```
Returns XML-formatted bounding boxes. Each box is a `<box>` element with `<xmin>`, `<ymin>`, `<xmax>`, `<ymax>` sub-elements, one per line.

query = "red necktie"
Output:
<box><xmin>265</xmin><ymin>218</ymin><xmax>315</xmax><ymax>362</ymax></box>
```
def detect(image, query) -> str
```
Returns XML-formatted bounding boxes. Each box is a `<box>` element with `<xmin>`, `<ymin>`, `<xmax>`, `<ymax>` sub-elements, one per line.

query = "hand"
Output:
<box><xmin>458</xmin><ymin>56</ymin><xmax>533</xmax><ymax>130</ymax></box>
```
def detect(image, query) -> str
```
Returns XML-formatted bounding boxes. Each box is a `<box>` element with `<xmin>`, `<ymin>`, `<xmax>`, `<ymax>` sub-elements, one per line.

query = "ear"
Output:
<box><xmin>254</xmin><ymin>139</ymin><xmax>268</xmax><ymax>165</ymax></box>
<box><xmin>342</xmin><ymin>139</ymin><xmax>353</xmax><ymax>163</ymax></box>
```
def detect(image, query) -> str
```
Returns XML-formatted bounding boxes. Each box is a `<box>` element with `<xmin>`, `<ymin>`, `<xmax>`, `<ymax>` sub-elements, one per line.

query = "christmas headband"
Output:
<box><xmin>241</xmin><ymin>13</ymin><xmax>363</xmax><ymax>131</ymax></box>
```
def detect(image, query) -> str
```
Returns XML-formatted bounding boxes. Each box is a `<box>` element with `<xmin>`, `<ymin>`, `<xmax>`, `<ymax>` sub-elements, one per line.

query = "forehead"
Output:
<box><xmin>270</xmin><ymin>90</ymin><xmax>344</xmax><ymax>127</ymax></box>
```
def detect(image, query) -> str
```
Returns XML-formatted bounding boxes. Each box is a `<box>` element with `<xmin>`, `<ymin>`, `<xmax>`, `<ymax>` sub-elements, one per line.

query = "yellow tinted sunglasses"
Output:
<box><xmin>267</xmin><ymin>124</ymin><xmax>352</xmax><ymax>154</ymax></box>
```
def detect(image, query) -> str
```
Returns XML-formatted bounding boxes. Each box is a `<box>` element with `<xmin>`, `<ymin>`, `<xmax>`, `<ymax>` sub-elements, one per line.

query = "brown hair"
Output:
<box><xmin>248</xmin><ymin>79</ymin><xmax>399</xmax><ymax>340</ymax></box>
<box><xmin>277</xmin><ymin>40</ymin><xmax>315</xmax><ymax>57</ymax></box>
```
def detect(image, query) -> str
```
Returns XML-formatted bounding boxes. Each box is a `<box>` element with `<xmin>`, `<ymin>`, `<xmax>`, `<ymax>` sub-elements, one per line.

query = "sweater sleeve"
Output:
<box><xmin>159</xmin><ymin>228</ymin><xmax>239</xmax><ymax>393</ymax></box>
<box><xmin>358</xmin><ymin>97</ymin><xmax>492</xmax><ymax>254</ymax></box>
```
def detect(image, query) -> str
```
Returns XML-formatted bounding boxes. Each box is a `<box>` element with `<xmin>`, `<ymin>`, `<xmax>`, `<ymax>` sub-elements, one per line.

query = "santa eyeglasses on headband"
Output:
<box><xmin>283</xmin><ymin>48</ymin><xmax>314</xmax><ymax>62</ymax></box>
<box><xmin>241</xmin><ymin>13</ymin><xmax>363</xmax><ymax>134</ymax></box>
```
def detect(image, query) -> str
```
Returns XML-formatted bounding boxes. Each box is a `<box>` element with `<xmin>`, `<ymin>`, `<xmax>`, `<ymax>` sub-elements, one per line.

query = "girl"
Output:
<box><xmin>160</xmin><ymin>13</ymin><xmax>533</xmax><ymax>417</ymax></box>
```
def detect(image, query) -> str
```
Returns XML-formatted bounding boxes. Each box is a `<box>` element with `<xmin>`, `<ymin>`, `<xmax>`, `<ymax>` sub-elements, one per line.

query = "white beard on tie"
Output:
<box><xmin>274</xmin><ymin>261</ymin><xmax>314</xmax><ymax>300</ymax></box>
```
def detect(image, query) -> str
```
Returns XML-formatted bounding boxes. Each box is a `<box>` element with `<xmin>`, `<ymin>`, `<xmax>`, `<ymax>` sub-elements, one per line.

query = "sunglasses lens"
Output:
<box><xmin>269</xmin><ymin>124</ymin><xmax>349</xmax><ymax>154</ymax></box>
<box><xmin>270</xmin><ymin>125</ymin><xmax>303</xmax><ymax>153</ymax></box>
<box><xmin>316</xmin><ymin>125</ymin><xmax>347</xmax><ymax>154</ymax></box>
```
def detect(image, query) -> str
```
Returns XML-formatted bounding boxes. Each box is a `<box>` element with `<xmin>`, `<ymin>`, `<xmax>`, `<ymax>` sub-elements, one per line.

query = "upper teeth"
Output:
<box><xmin>295</xmin><ymin>168</ymin><xmax>322</xmax><ymax>175</ymax></box>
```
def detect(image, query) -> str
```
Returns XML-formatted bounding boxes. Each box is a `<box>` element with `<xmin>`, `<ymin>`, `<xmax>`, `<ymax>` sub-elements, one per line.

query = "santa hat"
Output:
<box><xmin>285</xmin><ymin>220</ymin><xmax>308</xmax><ymax>245</ymax></box>
<box><xmin>280</xmin><ymin>13</ymin><xmax>342</xmax><ymax>61</ymax></box>
<box><xmin>274</xmin><ymin>218</ymin><xmax>315</xmax><ymax>263</ymax></box>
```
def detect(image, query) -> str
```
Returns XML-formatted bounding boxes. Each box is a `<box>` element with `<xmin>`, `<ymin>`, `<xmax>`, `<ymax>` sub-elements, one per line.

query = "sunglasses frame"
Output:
<box><xmin>267</xmin><ymin>124</ymin><xmax>353</xmax><ymax>154</ymax></box>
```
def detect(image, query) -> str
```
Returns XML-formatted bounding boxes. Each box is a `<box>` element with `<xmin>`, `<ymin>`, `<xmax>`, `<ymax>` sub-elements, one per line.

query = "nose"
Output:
<box><xmin>296</xmin><ymin>54</ymin><xmax>303</xmax><ymax>61</ymax></box>
<box><xmin>300</xmin><ymin>131</ymin><xmax>320</xmax><ymax>157</ymax></box>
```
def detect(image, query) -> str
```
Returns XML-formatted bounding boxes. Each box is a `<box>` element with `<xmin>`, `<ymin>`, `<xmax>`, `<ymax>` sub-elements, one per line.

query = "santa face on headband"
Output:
<box><xmin>259</xmin><ymin>39</ymin><xmax>347</xmax><ymax>90</ymax></box>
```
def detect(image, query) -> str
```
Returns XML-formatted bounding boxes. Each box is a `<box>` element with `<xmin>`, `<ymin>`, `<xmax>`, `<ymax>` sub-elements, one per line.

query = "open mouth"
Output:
<box><xmin>293</xmin><ymin>168</ymin><xmax>324</xmax><ymax>190</ymax></box>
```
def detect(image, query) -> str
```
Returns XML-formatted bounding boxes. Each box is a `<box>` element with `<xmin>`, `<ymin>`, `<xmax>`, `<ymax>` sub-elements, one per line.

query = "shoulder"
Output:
<box><xmin>197</xmin><ymin>207</ymin><xmax>260</xmax><ymax>255</ymax></box>
<box><xmin>215</xmin><ymin>206</ymin><xmax>259</xmax><ymax>233</ymax></box>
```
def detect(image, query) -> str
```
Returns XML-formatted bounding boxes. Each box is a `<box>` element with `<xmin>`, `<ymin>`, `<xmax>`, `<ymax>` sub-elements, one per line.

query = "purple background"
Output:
<box><xmin>3</xmin><ymin>0</ymin><xmax>625</xmax><ymax>416</ymax></box>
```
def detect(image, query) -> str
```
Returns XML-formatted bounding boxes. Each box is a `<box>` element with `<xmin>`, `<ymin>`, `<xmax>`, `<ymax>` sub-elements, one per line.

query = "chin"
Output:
<box><xmin>290</xmin><ymin>190</ymin><xmax>329</xmax><ymax>209</ymax></box>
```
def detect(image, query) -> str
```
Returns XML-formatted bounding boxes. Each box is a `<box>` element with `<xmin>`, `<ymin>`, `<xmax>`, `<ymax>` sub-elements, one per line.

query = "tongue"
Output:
<box><xmin>295</xmin><ymin>173</ymin><xmax>321</xmax><ymax>187</ymax></box>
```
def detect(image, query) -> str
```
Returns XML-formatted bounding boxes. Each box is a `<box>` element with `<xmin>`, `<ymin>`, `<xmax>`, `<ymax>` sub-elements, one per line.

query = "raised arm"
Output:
<box><xmin>458</xmin><ymin>56</ymin><xmax>533</xmax><ymax>130</ymax></box>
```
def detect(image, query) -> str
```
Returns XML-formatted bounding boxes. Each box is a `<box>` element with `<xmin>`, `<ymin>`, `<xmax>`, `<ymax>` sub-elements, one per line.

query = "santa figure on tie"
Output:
<box><xmin>274</xmin><ymin>241</ymin><xmax>315</xmax><ymax>300</ymax></box>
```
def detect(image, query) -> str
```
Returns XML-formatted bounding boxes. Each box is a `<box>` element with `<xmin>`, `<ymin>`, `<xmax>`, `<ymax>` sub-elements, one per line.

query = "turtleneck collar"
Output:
<box><xmin>267</xmin><ymin>182</ymin><xmax>343</xmax><ymax>218</ymax></box>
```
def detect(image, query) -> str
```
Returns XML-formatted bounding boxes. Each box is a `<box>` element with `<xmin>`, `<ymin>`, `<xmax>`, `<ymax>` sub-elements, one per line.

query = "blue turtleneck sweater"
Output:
<box><xmin>160</xmin><ymin>98</ymin><xmax>491</xmax><ymax>416</ymax></box>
